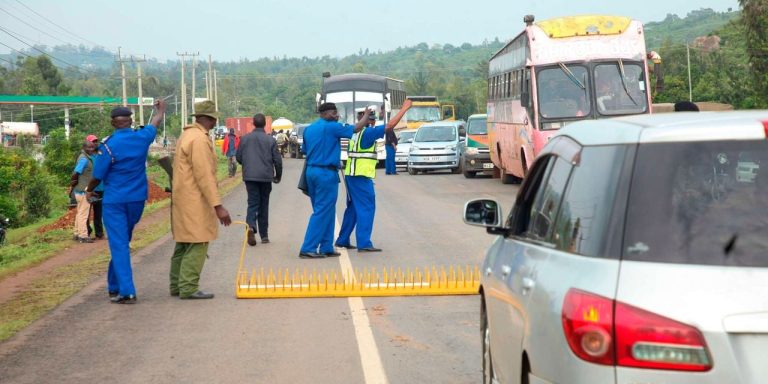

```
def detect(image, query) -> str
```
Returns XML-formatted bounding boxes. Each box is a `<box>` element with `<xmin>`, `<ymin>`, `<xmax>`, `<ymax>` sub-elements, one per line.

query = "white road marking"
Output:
<box><xmin>337</xmin><ymin>217</ymin><xmax>389</xmax><ymax>384</ymax></box>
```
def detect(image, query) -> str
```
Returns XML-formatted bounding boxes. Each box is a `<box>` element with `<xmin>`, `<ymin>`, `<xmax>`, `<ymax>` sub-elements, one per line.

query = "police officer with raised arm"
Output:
<box><xmin>86</xmin><ymin>100</ymin><xmax>166</xmax><ymax>304</ymax></box>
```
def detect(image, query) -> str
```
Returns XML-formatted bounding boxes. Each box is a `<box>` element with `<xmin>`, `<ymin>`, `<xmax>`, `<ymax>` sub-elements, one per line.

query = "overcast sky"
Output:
<box><xmin>0</xmin><ymin>0</ymin><xmax>740</xmax><ymax>62</ymax></box>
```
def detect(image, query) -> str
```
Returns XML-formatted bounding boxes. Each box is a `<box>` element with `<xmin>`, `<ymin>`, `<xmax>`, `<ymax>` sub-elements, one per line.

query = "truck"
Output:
<box><xmin>404</xmin><ymin>96</ymin><xmax>456</xmax><ymax>130</ymax></box>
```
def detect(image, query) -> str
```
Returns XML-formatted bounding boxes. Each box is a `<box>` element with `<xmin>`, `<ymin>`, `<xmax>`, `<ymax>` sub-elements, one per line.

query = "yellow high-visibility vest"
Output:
<box><xmin>344</xmin><ymin>127</ymin><xmax>377</xmax><ymax>178</ymax></box>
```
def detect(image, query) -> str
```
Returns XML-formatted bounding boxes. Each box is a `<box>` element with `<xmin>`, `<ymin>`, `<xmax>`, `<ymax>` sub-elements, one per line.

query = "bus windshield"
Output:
<box><xmin>537</xmin><ymin>64</ymin><xmax>590</xmax><ymax>120</ymax></box>
<box><xmin>594</xmin><ymin>61</ymin><xmax>648</xmax><ymax>115</ymax></box>
<box><xmin>326</xmin><ymin>91</ymin><xmax>384</xmax><ymax>125</ymax></box>
<box><xmin>406</xmin><ymin>106</ymin><xmax>441</xmax><ymax>122</ymax></box>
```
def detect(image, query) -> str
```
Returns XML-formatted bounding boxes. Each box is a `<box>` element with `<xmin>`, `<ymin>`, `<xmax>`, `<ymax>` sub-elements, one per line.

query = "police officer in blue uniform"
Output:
<box><xmin>335</xmin><ymin>100</ymin><xmax>412</xmax><ymax>252</ymax></box>
<box><xmin>86</xmin><ymin>100</ymin><xmax>167</xmax><ymax>303</ymax></box>
<box><xmin>298</xmin><ymin>102</ymin><xmax>370</xmax><ymax>259</ymax></box>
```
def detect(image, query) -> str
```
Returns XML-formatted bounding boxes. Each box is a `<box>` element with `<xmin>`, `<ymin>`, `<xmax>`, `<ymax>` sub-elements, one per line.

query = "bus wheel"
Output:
<box><xmin>501</xmin><ymin>170</ymin><xmax>522</xmax><ymax>184</ymax></box>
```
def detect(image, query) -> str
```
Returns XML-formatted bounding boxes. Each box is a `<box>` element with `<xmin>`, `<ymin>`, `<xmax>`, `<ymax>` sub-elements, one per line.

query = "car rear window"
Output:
<box><xmin>624</xmin><ymin>140</ymin><xmax>768</xmax><ymax>267</ymax></box>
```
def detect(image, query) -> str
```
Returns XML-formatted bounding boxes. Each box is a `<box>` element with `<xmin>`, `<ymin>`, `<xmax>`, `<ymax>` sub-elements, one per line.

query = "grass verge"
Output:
<box><xmin>0</xmin><ymin>157</ymin><xmax>241</xmax><ymax>342</ymax></box>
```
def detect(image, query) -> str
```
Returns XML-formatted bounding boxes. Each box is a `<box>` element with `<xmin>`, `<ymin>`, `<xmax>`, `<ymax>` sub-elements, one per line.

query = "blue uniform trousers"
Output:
<box><xmin>103</xmin><ymin>201</ymin><xmax>145</xmax><ymax>296</ymax></box>
<box><xmin>300</xmin><ymin>167</ymin><xmax>339</xmax><ymax>254</ymax></box>
<box><xmin>336</xmin><ymin>176</ymin><xmax>376</xmax><ymax>249</ymax></box>
<box><xmin>385</xmin><ymin>145</ymin><xmax>397</xmax><ymax>174</ymax></box>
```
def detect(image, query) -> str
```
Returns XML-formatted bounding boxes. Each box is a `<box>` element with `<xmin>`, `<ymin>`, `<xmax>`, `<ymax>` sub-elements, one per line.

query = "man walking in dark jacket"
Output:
<box><xmin>236</xmin><ymin>113</ymin><xmax>283</xmax><ymax>246</ymax></box>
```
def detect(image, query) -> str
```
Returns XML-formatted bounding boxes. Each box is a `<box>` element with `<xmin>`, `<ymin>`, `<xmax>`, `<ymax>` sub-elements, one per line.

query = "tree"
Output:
<box><xmin>738</xmin><ymin>0</ymin><xmax>768</xmax><ymax>100</ymax></box>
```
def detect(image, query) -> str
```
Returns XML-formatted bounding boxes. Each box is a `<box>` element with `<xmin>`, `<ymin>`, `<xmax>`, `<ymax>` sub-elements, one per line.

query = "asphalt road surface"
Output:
<box><xmin>0</xmin><ymin>159</ymin><xmax>520</xmax><ymax>384</ymax></box>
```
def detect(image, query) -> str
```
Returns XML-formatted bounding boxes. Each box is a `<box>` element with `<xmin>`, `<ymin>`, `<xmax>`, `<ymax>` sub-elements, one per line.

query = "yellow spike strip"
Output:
<box><xmin>236</xmin><ymin>264</ymin><xmax>481</xmax><ymax>298</ymax></box>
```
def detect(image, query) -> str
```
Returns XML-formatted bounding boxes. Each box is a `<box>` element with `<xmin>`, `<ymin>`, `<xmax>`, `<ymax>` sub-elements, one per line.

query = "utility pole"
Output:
<box><xmin>191</xmin><ymin>54</ymin><xmax>199</xmax><ymax>118</ymax></box>
<box><xmin>132</xmin><ymin>55</ymin><xmax>147</xmax><ymax>125</ymax></box>
<box><xmin>207</xmin><ymin>54</ymin><xmax>213</xmax><ymax>100</ymax></box>
<box><xmin>177</xmin><ymin>52</ymin><xmax>198</xmax><ymax>125</ymax></box>
<box><xmin>686</xmin><ymin>43</ymin><xmax>692</xmax><ymax>102</ymax></box>
<box><xmin>213</xmin><ymin>69</ymin><xmax>219</xmax><ymax>111</ymax></box>
<box><xmin>117</xmin><ymin>47</ymin><xmax>128</xmax><ymax>107</ymax></box>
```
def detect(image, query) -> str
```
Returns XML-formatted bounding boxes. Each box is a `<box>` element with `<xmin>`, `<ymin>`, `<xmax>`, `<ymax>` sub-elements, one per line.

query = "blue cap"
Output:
<box><xmin>110</xmin><ymin>107</ymin><xmax>133</xmax><ymax>118</ymax></box>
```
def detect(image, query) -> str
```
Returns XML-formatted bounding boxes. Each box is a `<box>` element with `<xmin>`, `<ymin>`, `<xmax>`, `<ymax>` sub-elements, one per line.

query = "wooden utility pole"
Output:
<box><xmin>207</xmin><ymin>54</ymin><xmax>213</xmax><ymax>100</ymax></box>
<box><xmin>213</xmin><ymin>69</ymin><xmax>219</xmax><ymax>111</ymax></box>
<box><xmin>117</xmin><ymin>47</ymin><xmax>128</xmax><ymax>107</ymax></box>
<box><xmin>191</xmin><ymin>54</ymin><xmax>198</xmax><ymax>118</ymax></box>
<box><xmin>177</xmin><ymin>52</ymin><xmax>199</xmax><ymax>125</ymax></box>
<box><xmin>132</xmin><ymin>55</ymin><xmax>147</xmax><ymax>125</ymax></box>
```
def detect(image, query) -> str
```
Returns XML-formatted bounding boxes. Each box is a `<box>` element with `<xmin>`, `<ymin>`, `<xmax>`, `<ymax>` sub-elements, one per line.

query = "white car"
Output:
<box><xmin>465</xmin><ymin>111</ymin><xmax>768</xmax><ymax>384</ymax></box>
<box><xmin>394</xmin><ymin>129</ymin><xmax>417</xmax><ymax>169</ymax></box>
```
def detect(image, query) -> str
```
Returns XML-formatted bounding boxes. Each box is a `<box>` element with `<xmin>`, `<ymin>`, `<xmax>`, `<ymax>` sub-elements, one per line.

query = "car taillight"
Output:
<box><xmin>562</xmin><ymin>289</ymin><xmax>615</xmax><ymax>365</ymax></box>
<box><xmin>762</xmin><ymin>121</ymin><xmax>768</xmax><ymax>138</ymax></box>
<box><xmin>615</xmin><ymin>302</ymin><xmax>712</xmax><ymax>371</ymax></box>
<box><xmin>562</xmin><ymin>289</ymin><xmax>712</xmax><ymax>372</ymax></box>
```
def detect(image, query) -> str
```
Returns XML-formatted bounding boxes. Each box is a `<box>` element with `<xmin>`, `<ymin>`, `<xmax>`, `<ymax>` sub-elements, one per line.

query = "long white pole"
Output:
<box><xmin>686</xmin><ymin>43</ymin><xmax>692</xmax><ymax>102</ymax></box>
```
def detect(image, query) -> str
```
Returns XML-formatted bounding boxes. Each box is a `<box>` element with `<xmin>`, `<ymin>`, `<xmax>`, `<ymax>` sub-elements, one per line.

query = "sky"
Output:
<box><xmin>0</xmin><ymin>0</ymin><xmax>741</xmax><ymax>62</ymax></box>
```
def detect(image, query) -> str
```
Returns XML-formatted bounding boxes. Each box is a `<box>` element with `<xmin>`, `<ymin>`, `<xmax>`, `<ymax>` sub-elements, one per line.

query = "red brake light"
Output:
<box><xmin>562</xmin><ymin>289</ymin><xmax>615</xmax><ymax>365</ymax></box>
<box><xmin>615</xmin><ymin>302</ymin><xmax>712</xmax><ymax>371</ymax></box>
<box><xmin>562</xmin><ymin>289</ymin><xmax>713</xmax><ymax>372</ymax></box>
<box><xmin>763</xmin><ymin>121</ymin><xmax>768</xmax><ymax>138</ymax></box>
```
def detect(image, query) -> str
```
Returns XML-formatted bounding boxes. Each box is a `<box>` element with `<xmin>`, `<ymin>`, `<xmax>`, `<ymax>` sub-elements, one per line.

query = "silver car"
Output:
<box><xmin>408</xmin><ymin>121</ymin><xmax>466</xmax><ymax>174</ymax></box>
<box><xmin>395</xmin><ymin>129</ymin><xmax>417</xmax><ymax>170</ymax></box>
<box><xmin>464</xmin><ymin>111</ymin><xmax>768</xmax><ymax>384</ymax></box>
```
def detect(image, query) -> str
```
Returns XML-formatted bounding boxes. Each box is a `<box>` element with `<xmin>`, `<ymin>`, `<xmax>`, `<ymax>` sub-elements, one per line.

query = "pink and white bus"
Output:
<box><xmin>488</xmin><ymin>15</ymin><xmax>652</xmax><ymax>183</ymax></box>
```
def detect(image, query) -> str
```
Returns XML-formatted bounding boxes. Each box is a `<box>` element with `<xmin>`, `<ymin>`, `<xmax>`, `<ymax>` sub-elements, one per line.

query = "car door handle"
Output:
<box><xmin>501</xmin><ymin>265</ymin><xmax>512</xmax><ymax>277</ymax></box>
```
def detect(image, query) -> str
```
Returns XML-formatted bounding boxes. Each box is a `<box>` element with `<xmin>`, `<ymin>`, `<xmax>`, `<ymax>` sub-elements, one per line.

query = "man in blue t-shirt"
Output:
<box><xmin>86</xmin><ymin>100</ymin><xmax>167</xmax><ymax>304</ymax></box>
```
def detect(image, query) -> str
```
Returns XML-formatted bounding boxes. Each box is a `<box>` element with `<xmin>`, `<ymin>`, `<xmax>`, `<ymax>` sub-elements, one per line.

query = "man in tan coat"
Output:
<box><xmin>171</xmin><ymin>100</ymin><xmax>232</xmax><ymax>300</ymax></box>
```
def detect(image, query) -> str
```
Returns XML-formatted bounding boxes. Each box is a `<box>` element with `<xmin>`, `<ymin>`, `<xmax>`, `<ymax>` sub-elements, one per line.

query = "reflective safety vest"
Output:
<box><xmin>344</xmin><ymin>127</ymin><xmax>377</xmax><ymax>178</ymax></box>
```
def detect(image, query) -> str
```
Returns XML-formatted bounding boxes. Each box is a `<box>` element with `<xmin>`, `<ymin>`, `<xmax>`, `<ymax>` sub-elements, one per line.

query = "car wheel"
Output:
<box><xmin>482</xmin><ymin>300</ymin><xmax>497</xmax><ymax>384</ymax></box>
<box><xmin>463</xmin><ymin>170</ymin><xmax>476</xmax><ymax>178</ymax></box>
<box><xmin>408</xmin><ymin>167</ymin><xmax>417</xmax><ymax>175</ymax></box>
<box><xmin>451</xmin><ymin>165</ymin><xmax>462</xmax><ymax>174</ymax></box>
<box><xmin>290</xmin><ymin>148</ymin><xmax>296</xmax><ymax>158</ymax></box>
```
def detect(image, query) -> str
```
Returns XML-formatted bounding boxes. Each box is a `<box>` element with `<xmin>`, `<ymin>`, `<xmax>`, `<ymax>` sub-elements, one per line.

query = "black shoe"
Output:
<box><xmin>299</xmin><ymin>252</ymin><xmax>325</xmax><ymax>259</ymax></box>
<box><xmin>110</xmin><ymin>294</ymin><xmax>137</xmax><ymax>304</ymax></box>
<box><xmin>247</xmin><ymin>228</ymin><xmax>257</xmax><ymax>246</ymax></box>
<box><xmin>358</xmin><ymin>247</ymin><xmax>382</xmax><ymax>252</ymax></box>
<box><xmin>95</xmin><ymin>234</ymin><xmax>105</xmax><ymax>240</ymax></box>
<box><xmin>335</xmin><ymin>244</ymin><xmax>357</xmax><ymax>249</ymax></box>
<box><xmin>77</xmin><ymin>236</ymin><xmax>94</xmax><ymax>243</ymax></box>
<box><xmin>180</xmin><ymin>291</ymin><xmax>214</xmax><ymax>300</ymax></box>
<box><xmin>324</xmin><ymin>251</ymin><xmax>341</xmax><ymax>257</ymax></box>
<box><xmin>260</xmin><ymin>237</ymin><xmax>270</xmax><ymax>244</ymax></box>
<box><xmin>108</xmin><ymin>291</ymin><xmax>119</xmax><ymax>298</ymax></box>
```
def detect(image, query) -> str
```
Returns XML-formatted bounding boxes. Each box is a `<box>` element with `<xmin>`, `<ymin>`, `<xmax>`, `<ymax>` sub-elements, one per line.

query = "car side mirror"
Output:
<box><xmin>464</xmin><ymin>199</ymin><xmax>502</xmax><ymax>228</ymax></box>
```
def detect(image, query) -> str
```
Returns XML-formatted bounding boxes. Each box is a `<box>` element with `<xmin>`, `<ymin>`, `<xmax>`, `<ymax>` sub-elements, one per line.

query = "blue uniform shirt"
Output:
<box><xmin>358</xmin><ymin>125</ymin><xmax>385</xmax><ymax>149</ymax></box>
<box><xmin>93</xmin><ymin>124</ymin><xmax>157</xmax><ymax>204</ymax></box>
<box><xmin>302</xmin><ymin>118</ymin><xmax>354</xmax><ymax>167</ymax></box>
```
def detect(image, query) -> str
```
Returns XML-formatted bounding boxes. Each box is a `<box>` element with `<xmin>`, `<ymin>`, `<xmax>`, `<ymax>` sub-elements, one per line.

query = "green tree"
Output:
<box><xmin>738</xmin><ymin>0</ymin><xmax>768</xmax><ymax>101</ymax></box>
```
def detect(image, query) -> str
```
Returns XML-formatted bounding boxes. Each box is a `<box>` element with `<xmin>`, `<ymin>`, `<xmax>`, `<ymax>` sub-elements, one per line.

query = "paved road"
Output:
<box><xmin>0</xmin><ymin>159</ymin><xmax>519</xmax><ymax>383</ymax></box>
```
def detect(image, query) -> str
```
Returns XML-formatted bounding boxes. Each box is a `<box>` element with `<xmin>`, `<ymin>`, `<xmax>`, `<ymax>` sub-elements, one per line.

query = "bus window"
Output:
<box><xmin>594</xmin><ymin>62</ymin><xmax>648</xmax><ymax>116</ymax></box>
<box><xmin>537</xmin><ymin>65</ymin><xmax>590</xmax><ymax>120</ymax></box>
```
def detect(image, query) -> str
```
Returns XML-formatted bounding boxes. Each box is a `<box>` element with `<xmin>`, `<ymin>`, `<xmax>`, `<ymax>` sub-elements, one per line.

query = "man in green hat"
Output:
<box><xmin>170</xmin><ymin>100</ymin><xmax>232</xmax><ymax>299</ymax></box>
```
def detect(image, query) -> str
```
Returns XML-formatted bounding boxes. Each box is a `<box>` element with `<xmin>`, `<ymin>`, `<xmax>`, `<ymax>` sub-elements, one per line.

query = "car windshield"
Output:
<box><xmin>406</xmin><ymin>106</ymin><xmax>441</xmax><ymax>122</ymax></box>
<box><xmin>594</xmin><ymin>62</ymin><xmax>648</xmax><ymax>116</ymax></box>
<box><xmin>623</xmin><ymin>140</ymin><xmax>768</xmax><ymax>267</ymax></box>
<box><xmin>296</xmin><ymin>125</ymin><xmax>306</xmax><ymax>135</ymax></box>
<box><xmin>398</xmin><ymin>131</ymin><xmax>416</xmax><ymax>142</ymax></box>
<box><xmin>415</xmin><ymin>126</ymin><xmax>456</xmax><ymax>142</ymax></box>
<box><xmin>537</xmin><ymin>65</ymin><xmax>590</xmax><ymax>120</ymax></box>
<box><xmin>467</xmin><ymin>118</ymin><xmax>487</xmax><ymax>134</ymax></box>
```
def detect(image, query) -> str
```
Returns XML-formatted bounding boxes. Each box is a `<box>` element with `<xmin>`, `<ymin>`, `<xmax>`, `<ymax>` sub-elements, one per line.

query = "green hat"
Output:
<box><xmin>191</xmin><ymin>100</ymin><xmax>220</xmax><ymax>120</ymax></box>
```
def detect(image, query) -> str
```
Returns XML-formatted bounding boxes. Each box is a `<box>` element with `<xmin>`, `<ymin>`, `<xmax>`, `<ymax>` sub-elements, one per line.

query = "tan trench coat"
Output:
<box><xmin>171</xmin><ymin>123</ymin><xmax>222</xmax><ymax>243</ymax></box>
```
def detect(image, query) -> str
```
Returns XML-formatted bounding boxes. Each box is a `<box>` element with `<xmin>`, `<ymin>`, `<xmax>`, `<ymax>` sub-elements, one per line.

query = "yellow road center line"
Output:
<box><xmin>337</xmin><ymin>216</ymin><xmax>389</xmax><ymax>384</ymax></box>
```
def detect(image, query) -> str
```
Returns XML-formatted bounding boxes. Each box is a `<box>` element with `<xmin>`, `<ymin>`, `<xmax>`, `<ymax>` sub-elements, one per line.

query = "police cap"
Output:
<box><xmin>110</xmin><ymin>107</ymin><xmax>133</xmax><ymax>118</ymax></box>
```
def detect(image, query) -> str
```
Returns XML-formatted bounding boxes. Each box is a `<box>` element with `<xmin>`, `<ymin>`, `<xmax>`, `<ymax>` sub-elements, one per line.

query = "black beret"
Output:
<box><xmin>110</xmin><ymin>107</ymin><xmax>133</xmax><ymax>118</ymax></box>
<box><xmin>318</xmin><ymin>102</ymin><xmax>337</xmax><ymax>113</ymax></box>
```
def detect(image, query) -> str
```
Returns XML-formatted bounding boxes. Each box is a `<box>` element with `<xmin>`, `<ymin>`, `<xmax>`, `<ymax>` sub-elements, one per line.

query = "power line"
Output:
<box><xmin>12</xmin><ymin>0</ymin><xmax>105</xmax><ymax>48</ymax></box>
<box><xmin>0</xmin><ymin>40</ymin><xmax>33</xmax><ymax>58</ymax></box>
<box><xmin>0</xmin><ymin>6</ymin><xmax>70</xmax><ymax>46</ymax></box>
<box><xmin>0</xmin><ymin>25</ymin><xmax>96</xmax><ymax>74</ymax></box>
